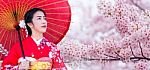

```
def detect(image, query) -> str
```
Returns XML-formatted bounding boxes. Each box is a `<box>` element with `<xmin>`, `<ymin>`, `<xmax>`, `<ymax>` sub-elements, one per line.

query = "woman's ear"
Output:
<box><xmin>27</xmin><ymin>23</ymin><xmax>33</xmax><ymax>28</ymax></box>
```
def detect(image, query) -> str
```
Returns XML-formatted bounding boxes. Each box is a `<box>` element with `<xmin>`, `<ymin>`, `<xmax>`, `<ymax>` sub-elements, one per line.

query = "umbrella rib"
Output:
<box><xmin>0</xmin><ymin>29</ymin><xmax>4</xmax><ymax>38</ymax></box>
<box><xmin>18</xmin><ymin>1</ymin><xmax>25</xmax><ymax>22</ymax></box>
<box><xmin>8</xmin><ymin>31</ymin><xmax>12</xmax><ymax>51</ymax></box>
<box><xmin>47</xmin><ymin>17</ymin><xmax>70</xmax><ymax>23</ymax></box>
<box><xmin>20</xmin><ymin>0</ymin><xmax>30</xmax><ymax>20</ymax></box>
<box><xmin>0</xmin><ymin>17</ymin><xmax>14</xmax><ymax>30</ymax></box>
<box><xmin>0</xmin><ymin>29</ymin><xmax>6</xmax><ymax>42</ymax></box>
<box><xmin>0</xmin><ymin>2</ymin><xmax>16</xmax><ymax>27</ymax></box>
<box><xmin>46</xmin><ymin>13</ymin><xmax>71</xmax><ymax>15</ymax></box>
<box><xmin>33</xmin><ymin>0</ymin><xmax>68</xmax><ymax>8</ymax></box>
<box><xmin>10</xmin><ymin>30</ymin><xmax>17</xmax><ymax>51</ymax></box>
<box><xmin>29</xmin><ymin>0</ymin><xmax>45</xmax><ymax>8</ymax></box>
<box><xmin>15</xmin><ymin>1</ymin><xmax>18</xmax><ymax>21</ymax></box>
<box><xmin>27</xmin><ymin>0</ymin><xmax>37</xmax><ymax>7</ymax></box>
<box><xmin>23</xmin><ymin>0</ymin><xmax>30</xmax><ymax>5</ymax></box>
<box><xmin>47</xmin><ymin>28</ymin><xmax>64</xmax><ymax>36</ymax></box>
<box><xmin>13</xmin><ymin>30</ymin><xmax>17</xmax><ymax>49</ymax></box>
<box><xmin>1</xmin><ymin>30</ymin><xmax>8</xmax><ymax>49</ymax></box>
<box><xmin>1</xmin><ymin>13</ymin><xmax>12</xmax><ymax>21</ymax></box>
<box><xmin>0</xmin><ymin>1</ymin><xmax>12</xmax><ymax>15</ymax></box>
<box><xmin>20</xmin><ymin>0</ymin><xmax>36</xmax><ymax>15</ymax></box>
<box><xmin>0</xmin><ymin>28</ymin><xmax>4</xmax><ymax>32</ymax></box>
<box><xmin>21</xmin><ymin>6</ymin><xmax>29</xmax><ymax>20</ymax></box>
<box><xmin>17</xmin><ymin>0</ymin><xmax>26</xmax><ymax>19</ymax></box>
<box><xmin>19</xmin><ymin>0</ymin><xmax>25</xmax><ymax>18</ymax></box>
<box><xmin>21</xmin><ymin>0</ymin><xmax>32</xmax><ymax>18</ymax></box>
<box><xmin>45</xmin><ymin>32</ymin><xmax>59</xmax><ymax>41</ymax></box>
<box><xmin>17</xmin><ymin>1</ymin><xmax>24</xmax><ymax>22</ymax></box>
<box><xmin>43</xmin><ymin>6</ymin><xmax>70</xmax><ymax>10</ymax></box>
<box><xmin>12</xmin><ymin>1</ymin><xmax>19</xmax><ymax>22</ymax></box>
<box><xmin>0</xmin><ymin>4</ymin><xmax>12</xmax><ymax>22</ymax></box>
<box><xmin>1</xmin><ymin>11</ymin><xmax>15</xmax><ymax>26</ymax></box>
<box><xmin>16</xmin><ymin>1</ymin><xmax>23</xmax><ymax>21</ymax></box>
<box><xmin>48</xmin><ymin>22</ymin><xmax>67</xmax><ymax>29</ymax></box>
<box><xmin>18</xmin><ymin>1</ymin><xmax>22</xmax><ymax>21</ymax></box>
<box><xmin>1</xmin><ymin>10</ymin><xmax>11</xmax><ymax>19</ymax></box>
<box><xmin>1</xmin><ymin>5</ymin><xmax>11</xmax><ymax>16</ymax></box>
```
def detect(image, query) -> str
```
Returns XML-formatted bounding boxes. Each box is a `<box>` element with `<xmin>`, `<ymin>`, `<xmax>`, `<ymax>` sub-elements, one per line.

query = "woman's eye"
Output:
<box><xmin>37</xmin><ymin>18</ymin><xmax>41</xmax><ymax>20</ymax></box>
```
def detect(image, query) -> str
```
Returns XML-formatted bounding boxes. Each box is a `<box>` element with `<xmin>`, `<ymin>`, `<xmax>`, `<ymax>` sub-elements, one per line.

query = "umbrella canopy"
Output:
<box><xmin>0</xmin><ymin>0</ymin><xmax>71</xmax><ymax>59</ymax></box>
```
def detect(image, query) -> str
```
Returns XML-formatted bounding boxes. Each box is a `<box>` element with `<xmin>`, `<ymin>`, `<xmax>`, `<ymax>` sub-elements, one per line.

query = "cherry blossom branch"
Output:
<box><xmin>138</xmin><ymin>42</ymin><xmax>146</xmax><ymax>58</ymax></box>
<box><xmin>130</xmin><ymin>46</ymin><xmax>136</xmax><ymax>57</ymax></box>
<box><xmin>84</xmin><ymin>56</ymin><xmax>150</xmax><ymax>61</ymax></box>
<box><xmin>104</xmin><ymin>54</ymin><xmax>119</xmax><ymax>59</ymax></box>
<box><xmin>114</xmin><ymin>52</ymin><xmax>125</xmax><ymax>60</ymax></box>
<box><xmin>130</xmin><ymin>0</ymin><xmax>145</xmax><ymax>11</ymax></box>
<box><xmin>86</xmin><ymin>58</ymin><xmax>121</xmax><ymax>61</ymax></box>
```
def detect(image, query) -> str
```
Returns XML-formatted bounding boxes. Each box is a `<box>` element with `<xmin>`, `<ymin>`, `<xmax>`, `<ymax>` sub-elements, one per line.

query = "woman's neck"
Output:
<box><xmin>31</xmin><ymin>32</ymin><xmax>43</xmax><ymax>41</ymax></box>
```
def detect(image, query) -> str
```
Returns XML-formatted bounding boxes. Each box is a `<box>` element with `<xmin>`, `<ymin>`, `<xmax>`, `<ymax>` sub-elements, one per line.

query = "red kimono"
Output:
<box><xmin>2</xmin><ymin>36</ymin><xmax>67</xmax><ymax>70</ymax></box>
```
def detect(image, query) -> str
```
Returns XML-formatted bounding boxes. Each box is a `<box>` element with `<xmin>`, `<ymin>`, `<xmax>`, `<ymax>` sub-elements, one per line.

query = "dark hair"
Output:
<box><xmin>24</xmin><ymin>8</ymin><xmax>46</xmax><ymax>36</ymax></box>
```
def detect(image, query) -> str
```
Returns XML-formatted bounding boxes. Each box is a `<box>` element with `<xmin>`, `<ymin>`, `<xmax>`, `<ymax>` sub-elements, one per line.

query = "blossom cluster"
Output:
<box><xmin>57</xmin><ymin>0</ymin><xmax>150</xmax><ymax>69</ymax></box>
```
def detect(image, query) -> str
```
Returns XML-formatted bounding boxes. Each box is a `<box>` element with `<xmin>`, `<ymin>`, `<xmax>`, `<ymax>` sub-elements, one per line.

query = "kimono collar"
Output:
<box><xmin>31</xmin><ymin>36</ymin><xmax>49</xmax><ymax>46</ymax></box>
<box><xmin>31</xmin><ymin>37</ymin><xmax>43</xmax><ymax>46</ymax></box>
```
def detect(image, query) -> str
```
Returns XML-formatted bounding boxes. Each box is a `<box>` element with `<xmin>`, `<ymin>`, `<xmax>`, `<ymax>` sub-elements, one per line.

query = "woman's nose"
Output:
<box><xmin>42</xmin><ymin>19</ymin><xmax>47</xmax><ymax>24</ymax></box>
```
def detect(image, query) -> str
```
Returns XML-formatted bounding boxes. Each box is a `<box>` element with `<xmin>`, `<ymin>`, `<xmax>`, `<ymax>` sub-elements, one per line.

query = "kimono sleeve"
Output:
<box><xmin>2</xmin><ymin>43</ymin><xmax>19</xmax><ymax>70</ymax></box>
<box><xmin>50</xmin><ymin>43</ymin><xmax>67</xmax><ymax>70</ymax></box>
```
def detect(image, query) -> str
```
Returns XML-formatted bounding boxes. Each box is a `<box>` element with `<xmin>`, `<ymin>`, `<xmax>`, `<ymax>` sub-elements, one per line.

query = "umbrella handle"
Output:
<box><xmin>16</xmin><ymin>25</ymin><xmax>25</xmax><ymax>59</ymax></box>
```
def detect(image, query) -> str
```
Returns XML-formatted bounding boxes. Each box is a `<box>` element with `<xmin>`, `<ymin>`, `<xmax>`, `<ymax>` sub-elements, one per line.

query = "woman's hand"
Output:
<box><xmin>18</xmin><ymin>57</ymin><xmax>36</xmax><ymax>63</ymax></box>
<box><xmin>18</xmin><ymin>57</ymin><xmax>36</xmax><ymax>69</ymax></box>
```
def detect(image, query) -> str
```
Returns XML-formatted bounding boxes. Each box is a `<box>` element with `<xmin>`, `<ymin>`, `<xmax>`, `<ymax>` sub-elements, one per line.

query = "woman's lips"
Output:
<box><xmin>41</xmin><ymin>25</ymin><xmax>47</xmax><ymax>28</ymax></box>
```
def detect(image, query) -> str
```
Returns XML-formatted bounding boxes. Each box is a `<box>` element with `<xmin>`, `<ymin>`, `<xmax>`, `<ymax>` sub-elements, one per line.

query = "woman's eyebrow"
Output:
<box><xmin>36</xmin><ymin>16</ymin><xmax>46</xmax><ymax>17</ymax></box>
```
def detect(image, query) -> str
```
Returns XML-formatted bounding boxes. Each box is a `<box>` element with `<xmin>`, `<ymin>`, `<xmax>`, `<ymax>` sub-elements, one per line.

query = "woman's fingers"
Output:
<box><xmin>18</xmin><ymin>57</ymin><xmax>36</xmax><ymax>63</ymax></box>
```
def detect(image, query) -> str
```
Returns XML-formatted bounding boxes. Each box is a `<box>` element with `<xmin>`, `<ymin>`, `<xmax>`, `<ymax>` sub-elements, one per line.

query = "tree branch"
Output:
<box><xmin>114</xmin><ymin>52</ymin><xmax>125</xmax><ymax>60</ymax></box>
<box><xmin>84</xmin><ymin>56</ymin><xmax>150</xmax><ymax>61</ymax></box>
<box><xmin>104</xmin><ymin>54</ymin><xmax>119</xmax><ymax>59</ymax></box>
<box><xmin>130</xmin><ymin>46</ymin><xmax>136</xmax><ymax>57</ymax></box>
<box><xmin>130</xmin><ymin>0</ymin><xmax>145</xmax><ymax>11</ymax></box>
<box><xmin>138</xmin><ymin>41</ymin><xmax>146</xmax><ymax>58</ymax></box>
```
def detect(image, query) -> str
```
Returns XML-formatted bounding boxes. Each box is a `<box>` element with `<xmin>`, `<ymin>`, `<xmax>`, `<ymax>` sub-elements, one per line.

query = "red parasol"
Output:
<box><xmin>0</xmin><ymin>0</ymin><xmax>71</xmax><ymax>59</ymax></box>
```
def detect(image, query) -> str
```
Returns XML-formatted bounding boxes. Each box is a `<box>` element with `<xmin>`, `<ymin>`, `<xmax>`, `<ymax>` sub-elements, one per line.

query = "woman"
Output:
<box><xmin>2</xmin><ymin>8</ymin><xmax>67</xmax><ymax>70</ymax></box>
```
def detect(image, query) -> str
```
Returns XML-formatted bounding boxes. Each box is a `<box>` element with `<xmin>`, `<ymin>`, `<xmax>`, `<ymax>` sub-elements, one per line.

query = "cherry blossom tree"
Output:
<box><xmin>0</xmin><ymin>0</ymin><xmax>150</xmax><ymax>70</ymax></box>
<box><xmin>58</xmin><ymin>0</ymin><xmax>150</xmax><ymax>70</ymax></box>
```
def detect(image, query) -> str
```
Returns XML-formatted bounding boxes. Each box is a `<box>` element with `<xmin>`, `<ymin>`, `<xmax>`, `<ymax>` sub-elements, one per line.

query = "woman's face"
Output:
<box><xmin>30</xmin><ymin>11</ymin><xmax>47</xmax><ymax>33</ymax></box>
